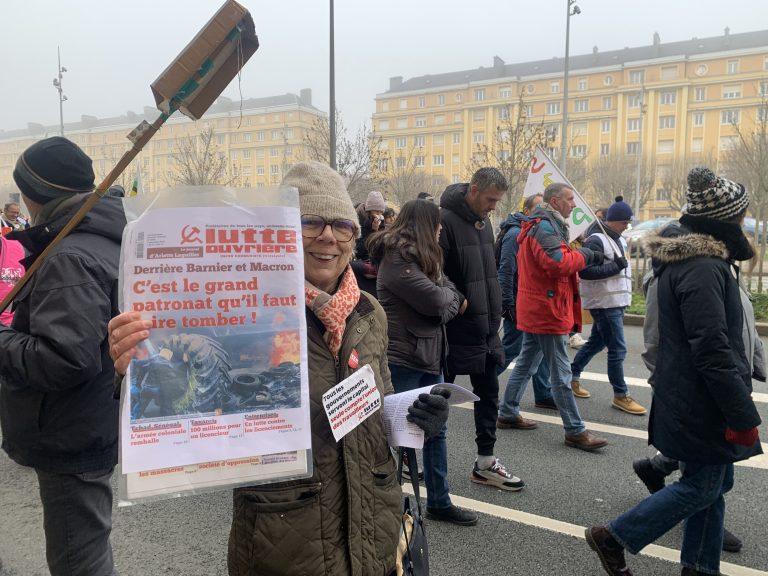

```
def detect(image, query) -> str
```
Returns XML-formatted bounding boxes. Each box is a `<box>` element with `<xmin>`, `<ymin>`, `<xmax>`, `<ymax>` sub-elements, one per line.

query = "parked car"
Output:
<box><xmin>623</xmin><ymin>218</ymin><xmax>676</xmax><ymax>255</ymax></box>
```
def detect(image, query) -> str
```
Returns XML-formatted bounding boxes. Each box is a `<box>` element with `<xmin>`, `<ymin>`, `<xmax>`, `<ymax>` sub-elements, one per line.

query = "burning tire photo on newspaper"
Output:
<box><xmin>129</xmin><ymin>329</ymin><xmax>301</xmax><ymax>422</ymax></box>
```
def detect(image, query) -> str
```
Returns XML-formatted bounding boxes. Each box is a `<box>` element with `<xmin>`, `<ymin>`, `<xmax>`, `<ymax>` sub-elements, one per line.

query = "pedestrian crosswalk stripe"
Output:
<box><xmin>506</xmin><ymin>363</ymin><xmax>768</xmax><ymax>404</ymax></box>
<box><xmin>402</xmin><ymin>484</ymin><xmax>768</xmax><ymax>576</ymax></box>
<box><xmin>454</xmin><ymin>403</ymin><xmax>768</xmax><ymax>470</ymax></box>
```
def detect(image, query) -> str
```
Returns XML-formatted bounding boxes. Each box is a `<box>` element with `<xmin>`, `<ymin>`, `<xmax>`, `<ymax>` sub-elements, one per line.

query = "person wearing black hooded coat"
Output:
<box><xmin>586</xmin><ymin>167</ymin><xmax>762</xmax><ymax>576</ymax></box>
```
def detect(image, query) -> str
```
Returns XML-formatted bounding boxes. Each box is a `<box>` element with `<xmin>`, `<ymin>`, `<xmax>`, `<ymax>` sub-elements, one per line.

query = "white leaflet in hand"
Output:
<box><xmin>322</xmin><ymin>364</ymin><xmax>382</xmax><ymax>442</ymax></box>
<box><xmin>382</xmin><ymin>383</ymin><xmax>479</xmax><ymax>448</ymax></box>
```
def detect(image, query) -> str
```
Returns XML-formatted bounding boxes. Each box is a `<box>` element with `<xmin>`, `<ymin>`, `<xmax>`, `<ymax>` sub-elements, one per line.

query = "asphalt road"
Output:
<box><xmin>1</xmin><ymin>325</ymin><xmax>766</xmax><ymax>576</ymax></box>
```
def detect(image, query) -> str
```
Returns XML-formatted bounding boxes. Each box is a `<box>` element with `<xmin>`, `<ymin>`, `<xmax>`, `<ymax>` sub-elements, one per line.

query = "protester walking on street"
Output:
<box><xmin>439</xmin><ymin>167</ymin><xmax>524</xmax><ymax>491</ymax></box>
<box><xmin>371</xmin><ymin>198</ymin><xmax>478</xmax><ymax>526</ymax></box>
<box><xmin>0</xmin><ymin>137</ymin><xmax>125</xmax><ymax>576</ymax></box>
<box><xmin>587</xmin><ymin>167</ymin><xmax>763</xmax><ymax>576</ymax></box>
<box><xmin>351</xmin><ymin>190</ymin><xmax>387</xmax><ymax>295</ymax></box>
<box><xmin>108</xmin><ymin>161</ymin><xmax>450</xmax><ymax>576</ymax></box>
<box><xmin>498</xmin><ymin>183</ymin><xmax>608</xmax><ymax>451</ymax></box>
<box><xmin>496</xmin><ymin>193</ymin><xmax>555</xmax><ymax>412</ymax></box>
<box><xmin>570</xmin><ymin>196</ymin><xmax>646</xmax><ymax>414</ymax></box>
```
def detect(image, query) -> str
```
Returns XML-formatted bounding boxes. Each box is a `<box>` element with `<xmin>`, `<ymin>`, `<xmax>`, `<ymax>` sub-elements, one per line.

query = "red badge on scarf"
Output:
<box><xmin>348</xmin><ymin>349</ymin><xmax>359</xmax><ymax>370</ymax></box>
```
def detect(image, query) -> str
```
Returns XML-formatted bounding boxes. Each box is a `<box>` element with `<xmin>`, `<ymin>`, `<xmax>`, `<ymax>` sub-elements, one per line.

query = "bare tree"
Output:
<box><xmin>585</xmin><ymin>152</ymin><xmax>656</xmax><ymax>212</ymax></box>
<box><xmin>302</xmin><ymin>112</ymin><xmax>386</xmax><ymax>204</ymax></box>
<box><xmin>377</xmin><ymin>145</ymin><xmax>446</xmax><ymax>207</ymax></box>
<box><xmin>467</xmin><ymin>95</ymin><xmax>552</xmax><ymax>215</ymax></box>
<box><xmin>657</xmin><ymin>152</ymin><xmax>717</xmax><ymax>213</ymax></box>
<box><xmin>164</xmin><ymin>126</ymin><xmax>239</xmax><ymax>187</ymax></box>
<box><xmin>722</xmin><ymin>90</ymin><xmax>768</xmax><ymax>290</ymax></box>
<box><xmin>94</xmin><ymin>144</ymin><xmax>149</xmax><ymax>193</ymax></box>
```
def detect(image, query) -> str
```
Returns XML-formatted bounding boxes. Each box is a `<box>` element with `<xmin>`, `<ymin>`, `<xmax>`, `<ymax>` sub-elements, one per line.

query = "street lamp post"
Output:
<box><xmin>634</xmin><ymin>87</ymin><xmax>646</xmax><ymax>219</ymax></box>
<box><xmin>329</xmin><ymin>0</ymin><xmax>337</xmax><ymax>170</ymax></box>
<box><xmin>559</xmin><ymin>0</ymin><xmax>580</xmax><ymax>174</ymax></box>
<box><xmin>52</xmin><ymin>46</ymin><xmax>68</xmax><ymax>137</ymax></box>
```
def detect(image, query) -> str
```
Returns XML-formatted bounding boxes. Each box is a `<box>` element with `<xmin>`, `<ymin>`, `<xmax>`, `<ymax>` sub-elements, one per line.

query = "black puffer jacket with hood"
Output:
<box><xmin>439</xmin><ymin>184</ymin><xmax>503</xmax><ymax>375</ymax></box>
<box><xmin>0</xmin><ymin>194</ymin><xmax>125</xmax><ymax>473</ymax></box>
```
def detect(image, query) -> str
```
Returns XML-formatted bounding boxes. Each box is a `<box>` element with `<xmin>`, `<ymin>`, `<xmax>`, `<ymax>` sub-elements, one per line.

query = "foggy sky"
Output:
<box><xmin>0</xmin><ymin>0</ymin><xmax>764</xmax><ymax>136</ymax></box>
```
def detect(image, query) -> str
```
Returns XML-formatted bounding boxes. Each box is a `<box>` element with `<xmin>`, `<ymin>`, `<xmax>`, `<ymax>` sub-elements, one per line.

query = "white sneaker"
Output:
<box><xmin>470</xmin><ymin>458</ymin><xmax>524</xmax><ymax>491</ymax></box>
<box><xmin>569</xmin><ymin>333</ymin><xmax>587</xmax><ymax>349</ymax></box>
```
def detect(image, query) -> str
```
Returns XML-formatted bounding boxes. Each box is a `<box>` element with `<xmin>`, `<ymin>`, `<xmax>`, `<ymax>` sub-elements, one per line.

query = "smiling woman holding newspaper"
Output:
<box><xmin>108</xmin><ymin>161</ymin><xmax>449</xmax><ymax>576</ymax></box>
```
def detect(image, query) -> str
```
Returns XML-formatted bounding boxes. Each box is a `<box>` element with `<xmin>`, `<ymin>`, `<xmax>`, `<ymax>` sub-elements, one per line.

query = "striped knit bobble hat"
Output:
<box><xmin>683</xmin><ymin>166</ymin><xmax>749</xmax><ymax>220</ymax></box>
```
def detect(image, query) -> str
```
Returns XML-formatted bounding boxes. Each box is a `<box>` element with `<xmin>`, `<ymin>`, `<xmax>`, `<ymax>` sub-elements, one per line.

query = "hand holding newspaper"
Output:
<box><xmin>382</xmin><ymin>383</ymin><xmax>479</xmax><ymax>448</ymax></box>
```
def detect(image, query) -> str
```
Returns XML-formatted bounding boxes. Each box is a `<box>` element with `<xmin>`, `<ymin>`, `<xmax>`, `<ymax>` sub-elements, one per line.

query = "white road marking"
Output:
<box><xmin>505</xmin><ymin>363</ymin><xmax>768</xmax><ymax>404</ymax></box>
<box><xmin>454</xmin><ymin>403</ymin><xmax>768</xmax><ymax>470</ymax></box>
<box><xmin>403</xmin><ymin>484</ymin><xmax>768</xmax><ymax>576</ymax></box>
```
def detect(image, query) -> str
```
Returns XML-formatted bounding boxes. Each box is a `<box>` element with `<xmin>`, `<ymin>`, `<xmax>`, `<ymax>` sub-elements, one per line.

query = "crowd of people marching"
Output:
<box><xmin>0</xmin><ymin>136</ymin><xmax>762</xmax><ymax>576</ymax></box>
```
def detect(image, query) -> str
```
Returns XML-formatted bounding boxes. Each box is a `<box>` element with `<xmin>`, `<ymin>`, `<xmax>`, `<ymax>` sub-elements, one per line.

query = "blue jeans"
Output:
<box><xmin>609</xmin><ymin>462</ymin><xmax>734</xmax><ymax>574</ymax></box>
<box><xmin>499</xmin><ymin>319</ymin><xmax>553</xmax><ymax>404</ymax></box>
<box><xmin>571</xmin><ymin>307</ymin><xmax>629</xmax><ymax>396</ymax></box>
<box><xmin>388</xmin><ymin>363</ymin><xmax>451</xmax><ymax>509</ymax></box>
<box><xmin>499</xmin><ymin>332</ymin><xmax>585</xmax><ymax>435</ymax></box>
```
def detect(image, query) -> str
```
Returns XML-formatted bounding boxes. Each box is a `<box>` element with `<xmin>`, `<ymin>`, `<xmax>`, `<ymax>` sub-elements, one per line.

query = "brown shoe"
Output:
<box><xmin>571</xmin><ymin>380</ymin><xmax>591</xmax><ymax>398</ymax></box>
<box><xmin>585</xmin><ymin>526</ymin><xmax>633</xmax><ymax>575</ymax></box>
<box><xmin>612</xmin><ymin>396</ymin><xmax>647</xmax><ymax>415</ymax></box>
<box><xmin>497</xmin><ymin>415</ymin><xmax>538</xmax><ymax>430</ymax></box>
<box><xmin>565</xmin><ymin>430</ymin><xmax>608</xmax><ymax>451</ymax></box>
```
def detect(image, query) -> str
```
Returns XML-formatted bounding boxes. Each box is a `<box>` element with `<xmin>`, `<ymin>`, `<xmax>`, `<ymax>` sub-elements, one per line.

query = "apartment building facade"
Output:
<box><xmin>0</xmin><ymin>89</ymin><xmax>323</xmax><ymax>200</ymax></box>
<box><xmin>373</xmin><ymin>29</ymin><xmax>768</xmax><ymax>218</ymax></box>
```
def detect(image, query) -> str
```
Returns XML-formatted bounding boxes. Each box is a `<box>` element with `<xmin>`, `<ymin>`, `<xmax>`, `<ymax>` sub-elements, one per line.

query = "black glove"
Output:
<box><xmin>407</xmin><ymin>387</ymin><xmax>451</xmax><ymax>438</ymax></box>
<box><xmin>502</xmin><ymin>307</ymin><xmax>516</xmax><ymax>323</ymax></box>
<box><xmin>580</xmin><ymin>247</ymin><xmax>605</xmax><ymax>266</ymax></box>
<box><xmin>614</xmin><ymin>255</ymin><xmax>628</xmax><ymax>270</ymax></box>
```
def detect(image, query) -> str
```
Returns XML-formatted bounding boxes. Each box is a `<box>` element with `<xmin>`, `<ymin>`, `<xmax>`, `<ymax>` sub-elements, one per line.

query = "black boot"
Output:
<box><xmin>722</xmin><ymin>528</ymin><xmax>742</xmax><ymax>553</ymax></box>
<box><xmin>425</xmin><ymin>504</ymin><xmax>479</xmax><ymax>526</ymax></box>
<box><xmin>632</xmin><ymin>458</ymin><xmax>666</xmax><ymax>494</ymax></box>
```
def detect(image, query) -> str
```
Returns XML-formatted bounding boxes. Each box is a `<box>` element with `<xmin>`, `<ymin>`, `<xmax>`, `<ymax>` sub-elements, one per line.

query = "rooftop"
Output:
<box><xmin>0</xmin><ymin>90</ymin><xmax>318</xmax><ymax>142</ymax></box>
<box><xmin>383</xmin><ymin>28</ymin><xmax>768</xmax><ymax>94</ymax></box>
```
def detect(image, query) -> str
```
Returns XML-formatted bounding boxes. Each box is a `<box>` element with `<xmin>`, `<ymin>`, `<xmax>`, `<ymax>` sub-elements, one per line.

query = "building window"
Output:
<box><xmin>395</xmin><ymin>137</ymin><xmax>406</xmax><ymax>148</ymax></box>
<box><xmin>574</xmin><ymin>99</ymin><xmax>588</xmax><ymax>113</ymax></box>
<box><xmin>433</xmin><ymin>134</ymin><xmax>444</xmax><ymax>146</ymax></box>
<box><xmin>629</xmin><ymin>70</ymin><xmax>645</xmax><ymax>84</ymax></box>
<box><xmin>435</xmin><ymin>114</ymin><xmax>445</xmax><ymax>125</ymax></box>
<box><xmin>692</xmin><ymin>137</ymin><xmax>704</xmax><ymax>152</ymax></box>
<box><xmin>242</xmin><ymin>149</ymin><xmax>251</xmax><ymax>159</ymax></box>
<box><xmin>396</xmin><ymin>157</ymin><xmax>406</xmax><ymax>168</ymax></box>
<box><xmin>693</xmin><ymin>112</ymin><xmax>705</xmax><ymax>127</ymax></box>
<box><xmin>438</xmin><ymin>94</ymin><xmax>445</xmax><ymax>105</ymax></box>
<box><xmin>455</xmin><ymin>93</ymin><xmax>463</xmax><ymax>103</ymax></box>
<box><xmin>378</xmin><ymin>159</ymin><xmax>389</xmax><ymax>171</ymax></box>
<box><xmin>760</xmin><ymin>81</ymin><xmax>768</xmax><ymax>96</ymax></box>
<box><xmin>414</xmin><ymin>156</ymin><xmax>425</xmax><ymax>167</ymax></box>
<box><xmin>379</xmin><ymin>120</ymin><xmax>390</xmax><ymax>131</ymax></box>
<box><xmin>270</xmin><ymin>165</ymin><xmax>280</xmax><ymax>174</ymax></box>
<box><xmin>628</xmin><ymin>93</ymin><xmax>642</xmax><ymax>108</ymax></box>
<box><xmin>720</xmin><ymin>136</ymin><xmax>738</xmax><ymax>150</ymax></box>
<box><xmin>546</xmin><ymin>102</ymin><xmax>561</xmax><ymax>115</ymax></box>
<box><xmin>550</xmin><ymin>81</ymin><xmax>560</xmax><ymax>94</ymax></box>
<box><xmin>414</xmin><ymin>135</ymin><xmax>425</xmax><ymax>147</ymax></box>
<box><xmin>452</xmin><ymin>133</ymin><xmax>461</xmax><ymax>145</ymax></box>
<box><xmin>382</xmin><ymin>102</ymin><xmax>389</xmax><ymax>112</ymax></box>
<box><xmin>577</xmin><ymin>78</ymin><xmax>587</xmax><ymax>91</ymax></box>
<box><xmin>397</xmin><ymin>118</ymin><xmax>407</xmax><ymax>129</ymax></box>
<box><xmin>473</xmin><ymin>110</ymin><xmax>485</xmax><ymax>122</ymax></box>
<box><xmin>499</xmin><ymin>86</ymin><xmax>512</xmax><ymax>99</ymax></box>
<box><xmin>660</xmin><ymin>65</ymin><xmax>678</xmax><ymax>80</ymax></box>
<box><xmin>472</xmin><ymin>132</ymin><xmax>485</xmax><ymax>144</ymax></box>
<box><xmin>498</xmin><ymin>106</ymin><xmax>510</xmax><ymax>120</ymax></box>
<box><xmin>764</xmin><ymin>57</ymin><xmax>768</xmax><ymax>71</ymax></box>
<box><xmin>474</xmin><ymin>88</ymin><xmax>485</xmax><ymax>101</ymax></box>
<box><xmin>400</xmin><ymin>99</ymin><xmax>408</xmax><ymax>109</ymax></box>
<box><xmin>216</xmin><ymin>134</ymin><xmax>225</xmax><ymax>145</ymax></box>
<box><xmin>601</xmin><ymin>119</ymin><xmax>611</xmax><ymax>133</ymax></box>
<box><xmin>604</xmin><ymin>75</ymin><xmax>614</xmax><ymax>86</ymax></box>
<box><xmin>656</xmin><ymin>188</ymin><xmax>671</xmax><ymax>201</ymax></box>
<box><xmin>722</xmin><ymin>85</ymin><xmax>741</xmax><ymax>99</ymax></box>
<box><xmin>727</xmin><ymin>59</ymin><xmax>739</xmax><ymax>74</ymax></box>
<box><xmin>418</xmin><ymin>96</ymin><xmax>426</xmax><ymax>108</ymax></box>
<box><xmin>452</xmin><ymin>154</ymin><xmax>460</xmax><ymax>164</ymax></box>
<box><xmin>694</xmin><ymin>87</ymin><xmax>706</xmax><ymax>102</ymax></box>
<box><xmin>571</xmin><ymin>122</ymin><xmax>587</xmax><ymax>137</ymax></box>
<box><xmin>284</xmin><ymin>128</ymin><xmax>294</xmax><ymax>139</ymax></box>
<box><xmin>230</xmin><ymin>150</ymin><xmax>238</xmax><ymax>160</ymax></box>
<box><xmin>627</xmin><ymin>118</ymin><xmax>641</xmax><ymax>131</ymax></box>
<box><xmin>433</xmin><ymin>155</ymin><xmax>445</xmax><ymax>166</ymax></box>
<box><xmin>452</xmin><ymin>174</ymin><xmax>460</xmax><ymax>183</ymax></box>
<box><xmin>721</xmin><ymin>109</ymin><xmax>740</xmax><ymax>125</ymax></box>
<box><xmin>415</xmin><ymin>117</ymin><xmax>427</xmax><ymax>128</ymax></box>
<box><xmin>570</xmin><ymin>145</ymin><xmax>587</xmax><ymax>158</ymax></box>
<box><xmin>523</xmin><ymin>105</ymin><xmax>534</xmax><ymax>117</ymax></box>
<box><xmin>498</xmin><ymin>150</ymin><xmax>510</xmax><ymax>162</ymax></box>
<box><xmin>545</xmin><ymin>124</ymin><xmax>559</xmax><ymax>139</ymax></box>
<box><xmin>602</xmin><ymin>96</ymin><xmax>612</xmax><ymax>111</ymax></box>
<box><xmin>272</xmin><ymin>130</ymin><xmax>282</xmax><ymax>140</ymax></box>
<box><xmin>657</xmin><ymin>140</ymin><xmax>674</xmax><ymax>154</ymax></box>
<box><xmin>660</xmin><ymin>91</ymin><xmax>676</xmax><ymax>105</ymax></box>
<box><xmin>600</xmin><ymin>143</ymin><xmax>610</xmax><ymax>156</ymax></box>
<box><xmin>454</xmin><ymin>112</ymin><xmax>463</xmax><ymax>123</ymax></box>
<box><xmin>378</xmin><ymin>139</ymin><xmax>389</xmax><ymax>151</ymax></box>
<box><xmin>270</xmin><ymin>147</ymin><xmax>279</xmax><ymax>157</ymax></box>
<box><xmin>627</xmin><ymin>142</ymin><xmax>641</xmax><ymax>155</ymax></box>
<box><xmin>257</xmin><ymin>166</ymin><xmax>265</xmax><ymax>175</ymax></box>
<box><xmin>659</xmin><ymin>116</ymin><xmax>675</xmax><ymax>130</ymax></box>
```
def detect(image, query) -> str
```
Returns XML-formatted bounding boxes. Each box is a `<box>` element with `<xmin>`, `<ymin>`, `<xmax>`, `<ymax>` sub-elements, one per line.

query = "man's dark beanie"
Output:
<box><xmin>13</xmin><ymin>137</ymin><xmax>95</xmax><ymax>205</ymax></box>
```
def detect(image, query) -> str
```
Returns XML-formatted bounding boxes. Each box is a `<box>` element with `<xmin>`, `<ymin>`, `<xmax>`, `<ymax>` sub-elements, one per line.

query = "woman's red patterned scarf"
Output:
<box><xmin>305</xmin><ymin>266</ymin><xmax>360</xmax><ymax>358</ymax></box>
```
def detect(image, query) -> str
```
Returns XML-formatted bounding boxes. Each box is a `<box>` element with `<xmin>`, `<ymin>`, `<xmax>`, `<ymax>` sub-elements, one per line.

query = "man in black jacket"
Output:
<box><xmin>0</xmin><ymin>137</ymin><xmax>125</xmax><ymax>576</ymax></box>
<box><xmin>440</xmin><ymin>167</ymin><xmax>524</xmax><ymax>491</ymax></box>
<box><xmin>586</xmin><ymin>167</ymin><xmax>762</xmax><ymax>576</ymax></box>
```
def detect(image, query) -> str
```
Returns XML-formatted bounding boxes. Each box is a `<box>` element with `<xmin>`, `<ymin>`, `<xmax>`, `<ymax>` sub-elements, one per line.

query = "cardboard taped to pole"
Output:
<box><xmin>151</xmin><ymin>0</ymin><xmax>259</xmax><ymax>120</ymax></box>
